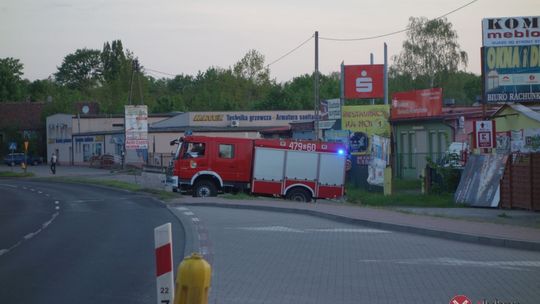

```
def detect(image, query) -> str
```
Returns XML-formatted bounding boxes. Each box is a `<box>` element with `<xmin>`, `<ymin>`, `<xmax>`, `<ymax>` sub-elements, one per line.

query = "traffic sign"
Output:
<box><xmin>9</xmin><ymin>142</ymin><xmax>16</xmax><ymax>151</ymax></box>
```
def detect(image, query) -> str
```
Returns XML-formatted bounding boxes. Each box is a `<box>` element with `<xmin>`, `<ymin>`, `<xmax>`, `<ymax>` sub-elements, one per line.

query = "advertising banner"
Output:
<box><xmin>510</xmin><ymin>128</ymin><xmax>540</xmax><ymax>152</ymax></box>
<box><xmin>473</xmin><ymin>120</ymin><xmax>496</xmax><ymax>149</ymax></box>
<box><xmin>342</xmin><ymin>105</ymin><xmax>390</xmax><ymax>155</ymax></box>
<box><xmin>344</xmin><ymin>65</ymin><xmax>384</xmax><ymax>99</ymax></box>
<box><xmin>483</xmin><ymin>45</ymin><xmax>540</xmax><ymax>102</ymax></box>
<box><xmin>482</xmin><ymin>16</ymin><xmax>540</xmax><ymax>47</ymax></box>
<box><xmin>367</xmin><ymin>135</ymin><xmax>390</xmax><ymax>187</ymax></box>
<box><xmin>390</xmin><ymin>88</ymin><xmax>443</xmax><ymax>119</ymax></box>
<box><xmin>125</xmin><ymin>105</ymin><xmax>148</xmax><ymax>149</ymax></box>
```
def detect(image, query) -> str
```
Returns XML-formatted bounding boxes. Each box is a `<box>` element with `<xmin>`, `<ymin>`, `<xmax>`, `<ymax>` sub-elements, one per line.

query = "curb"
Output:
<box><xmin>171</xmin><ymin>202</ymin><xmax>540</xmax><ymax>252</ymax></box>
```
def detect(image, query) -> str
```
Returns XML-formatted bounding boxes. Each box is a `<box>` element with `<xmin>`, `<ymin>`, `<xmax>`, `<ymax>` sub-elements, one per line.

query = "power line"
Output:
<box><xmin>265</xmin><ymin>34</ymin><xmax>314</xmax><ymax>68</ymax></box>
<box><xmin>145</xmin><ymin>68</ymin><xmax>177</xmax><ymax>77</ymax></box>
<box><xmin>319</xmin><ymin>0</ymin><xmax>479</xmax><ymax>42</ymax></box>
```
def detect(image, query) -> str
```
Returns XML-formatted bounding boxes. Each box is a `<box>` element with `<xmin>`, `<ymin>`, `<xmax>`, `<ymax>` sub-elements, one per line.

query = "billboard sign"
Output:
<box><xmin>344</xmin><ymin>65</ymin><xmax>384</xmax><ymax>99</ymax></box>
<box><xmin>482</xmin><ymin>16</ymin><xmax>540</xmax><ymax>47</ymax></box>
<box><xmin>390</xmin><ymin>88</ymin><xmax>443</xmax><ymax>119</ymax></box>
<box><xmin>473</xmin><ymin>120</ymin><xmax>496</xmax><ymax>149</ymax></box>
<box><xmin>342</xmin><ymin>105</ymin><xmax>390</xmax><ymax>155</ymax></box>
<box><xmin>125</xmin><ymin>105</ymin><xmax>148</xmax><ymax>149</ymax></box>
<box><xmin>483</xmin><ymin>45</ymin><xmax>540</xmax><ymax>102</ymax></box>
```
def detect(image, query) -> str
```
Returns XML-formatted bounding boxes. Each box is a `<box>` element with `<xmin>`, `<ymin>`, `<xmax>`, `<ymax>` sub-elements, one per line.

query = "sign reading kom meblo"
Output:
<box><xmin>482</xmin><ymin>16</ymin><xmax>540</xmax><ymax>102</ymax></box>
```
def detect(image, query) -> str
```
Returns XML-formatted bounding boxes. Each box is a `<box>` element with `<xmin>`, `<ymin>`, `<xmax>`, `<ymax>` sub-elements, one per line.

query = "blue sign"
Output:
<box><xmin>9</xmin><ymin>142</ymin><xmax>16</xmax><ymax>151</ymax></box>
<box><xmin>483</xmin><ymin>45</ymin><xmax>540</xmax><ymax>102</ymax></box>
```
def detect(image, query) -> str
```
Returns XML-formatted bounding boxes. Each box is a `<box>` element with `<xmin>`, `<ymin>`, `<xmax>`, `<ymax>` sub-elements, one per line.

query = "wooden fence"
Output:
<box><xmin>500</xmin><ymin>153</ymin><xmax>540</xmax><ymax>211</ymax></box>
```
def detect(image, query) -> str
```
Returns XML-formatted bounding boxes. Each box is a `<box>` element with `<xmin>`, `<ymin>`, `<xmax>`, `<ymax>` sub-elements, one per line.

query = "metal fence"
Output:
<box><xmin>146</xmin><ymin>153</ymin><xmax>174</xmax><ymax>171</ymax></box>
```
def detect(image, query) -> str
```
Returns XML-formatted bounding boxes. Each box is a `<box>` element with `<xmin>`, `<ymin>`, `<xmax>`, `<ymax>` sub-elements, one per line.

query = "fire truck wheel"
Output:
<box><xmin>193</xmin><ymin>180</ymin><xmax>217</xmax><ymax>197</ymax></box>
<box><xmin>286</xmin><ymin>188</ymin><xmax>312</xmax><ymax>203</ymax></box>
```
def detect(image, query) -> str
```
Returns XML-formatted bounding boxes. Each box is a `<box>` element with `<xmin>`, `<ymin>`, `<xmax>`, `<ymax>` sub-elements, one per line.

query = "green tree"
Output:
<box><xmin>0</xmin><ymin>57</ymin><xmax>25</xmax><ymax>101</ymax></box>
<box><xmin>391</xmin><ymin>17</ymin><xmax>468</xmax><ymax>88</ymax></box>
<box><xmin>55</xmin><ymin>48</ymin><xmax>103</xmax><ymax>91</ymax></box>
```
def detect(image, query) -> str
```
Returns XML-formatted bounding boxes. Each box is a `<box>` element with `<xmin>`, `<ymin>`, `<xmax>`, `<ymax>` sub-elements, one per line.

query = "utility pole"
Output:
<box><xmin>314</xmin><ymin>31</ymin><xmax>320</xmax><ymax>140</ymax></box>
<box><xmin>370</xmin><ymin>53</ymin><xmax>375</xmax><ymax>105</ymax></box>
<box><xmin>384</xmin><ymin>43</ymin><xmax>388</xmax><ymax>105</ymax></box>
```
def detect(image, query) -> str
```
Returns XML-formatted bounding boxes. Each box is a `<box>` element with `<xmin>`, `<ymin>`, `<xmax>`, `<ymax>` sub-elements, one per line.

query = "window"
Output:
<box><xmin>219</xmin><ymin>144</ymin><xmax>234</xmax><ymax>159</ymax></box>
<box><xmin>183</xmin><ymin>142</ymin><xmax>206</xmax><ymax>158</ymax></box>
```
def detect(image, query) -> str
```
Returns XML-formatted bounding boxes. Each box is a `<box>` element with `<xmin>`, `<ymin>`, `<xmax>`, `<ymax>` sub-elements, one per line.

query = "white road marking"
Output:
<box><xmin>55</xmin><ymin>201</ymin><xmax>59</xmax><ymax>204</ymax></box>
<box><xmin>175</xmin><ymin>207</ymin><xmax>189</xmax><ymax>211</ymax></box>
<box><xmin>192</xmin><ymin>217</ymin><xmax>200</xmax><ymax>222</ymax></box>
<box><xmin>358</xmin><ymin>257</ymin><xmax>540</xmax><ymax>271</ymax></box>
<box><xmin>0</xmin><ymin>212</ymin><xmax>59</xmax><ymax>258</ymax></box>
<box><xmin>183</xmin><ymin>211</ymin><xmax>194</xmax><ymax>216</ymax></box>
<box><xmin>228</xmin><ymin>226</ymin><xmax>391</xmax><ymax>234</ymax></box>
<box><xmin>38</xmin><ymin>191</ymin><xmax>42</xmax><ymax>194</ymax></box>
<box><xmin>231</xmin><ymin>226</ymin><xmax>305</xmax><ymax>233</ymax></box>
<box><xmin>307</xmin><ymin>228</ymin><xmax>390</xmax><ymax>233</ymax></box>
<box><xmin>30</xmin><ymin>188</ymin><xmax>35</xmax><ymax>192</ymax></box>
<box><xmin>69</xmin><ymin>199</ymin><xmax>104</xmax><ymax>203</ymax></box>
<box><xmin>0</xmin><ymin>183</ymin><xmax>17</xmax><ymax>188</ymax></box>
<box><xmin>55</xmin><ymin>206</ymin><xmax>60</xmax><ymax>210</ymax></box>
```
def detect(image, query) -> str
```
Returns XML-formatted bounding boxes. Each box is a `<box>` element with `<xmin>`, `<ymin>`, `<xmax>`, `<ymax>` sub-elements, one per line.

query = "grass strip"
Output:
<box><xmin>346</xmin><ymin>185</ymin><xmax>455</xmax><ymax>208</ymax></box>
<box><xmin>46</xmin><ymin>177</ymin><xmax>178</xmax><ymax>201</ymax></box>
<box><xmin>0</xmin><ymin>171</ymin><xmax>35</xmax><ymax>178</ymax></box>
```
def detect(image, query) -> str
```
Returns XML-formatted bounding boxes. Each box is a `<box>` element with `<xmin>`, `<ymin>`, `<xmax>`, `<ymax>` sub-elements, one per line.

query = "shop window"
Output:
<box><xmin>83</xmin><ymin>144</ymin><xmax>91</xmax><ymax>162</ymax></box>
<box><xmin>219</xmin><ymin>144</ymin><xmax>234</xmax><ymax>159</ymax></box>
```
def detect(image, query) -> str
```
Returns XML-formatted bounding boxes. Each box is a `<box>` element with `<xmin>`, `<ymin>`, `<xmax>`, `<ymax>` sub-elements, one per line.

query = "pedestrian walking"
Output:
<box><xmin>50</xmin><ymin>153</ymin><xmax>57</xmax><ymax>174</ymax></box>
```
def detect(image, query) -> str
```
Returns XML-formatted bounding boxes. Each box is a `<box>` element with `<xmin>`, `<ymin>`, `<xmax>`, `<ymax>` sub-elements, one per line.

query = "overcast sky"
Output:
<box><xmin>0</xmin><ymin>0</ymin><xmax>538</xmax><ymax>83</ymax></box>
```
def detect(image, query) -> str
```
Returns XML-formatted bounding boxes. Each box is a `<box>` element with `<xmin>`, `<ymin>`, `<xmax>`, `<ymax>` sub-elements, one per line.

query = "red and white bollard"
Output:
<box><xmin>155</xmin><ymin>223</ymin><xmax>175</xmax><ymax>304</ymax></box>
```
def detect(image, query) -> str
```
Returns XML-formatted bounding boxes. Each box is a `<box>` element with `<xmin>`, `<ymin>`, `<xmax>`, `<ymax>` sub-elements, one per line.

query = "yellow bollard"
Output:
<box><xmin>173</xmin><ymin>253</ymin><xmax>211</xmax><ymax>304</ymax></box>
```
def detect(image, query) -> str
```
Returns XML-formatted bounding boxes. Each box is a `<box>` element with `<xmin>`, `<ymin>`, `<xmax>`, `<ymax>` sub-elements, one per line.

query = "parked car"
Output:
<box><xmin>3</xmin><ymin>153</ymin><xmax>43</xmax><ymax>166</ymax></box>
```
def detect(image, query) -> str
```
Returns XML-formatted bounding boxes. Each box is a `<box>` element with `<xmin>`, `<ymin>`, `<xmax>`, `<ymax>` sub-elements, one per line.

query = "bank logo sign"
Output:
<box><xmin>482</xmin><ymin>16</ymin><xmax>540</xmax><ymax>103</ymax></box>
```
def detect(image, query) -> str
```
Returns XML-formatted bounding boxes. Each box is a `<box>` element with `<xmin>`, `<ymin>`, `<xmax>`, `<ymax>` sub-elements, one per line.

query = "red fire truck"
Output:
<box><xmin>167</xmin><ymin>135</ymin><xmax>347</xmax><ymax>202</ymax></box>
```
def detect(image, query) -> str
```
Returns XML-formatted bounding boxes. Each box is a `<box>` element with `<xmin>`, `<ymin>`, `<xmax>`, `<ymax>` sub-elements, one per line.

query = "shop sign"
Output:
<box><xmin>391</xmin><ymin>88</ymin><xmax>443</xmax><ymax>119</ymax></box>
<box><xmin>482</xmin><ymin>16</ymin><xmax>540</xmax><ymax>47</ymax></box>
<box><xmin>473</xmin><ymin>120</ymin><xmax>496</xmax><ymax>149</ymax></box>
<box><xmin>125</xmin><ymin>105</ymin><xmax>148</xmax><ymax>149</ymax></box>
<box><xmin>320</xmin><ymin>99</ymin><xmax>341</xmax><ymax>120</ymax></box>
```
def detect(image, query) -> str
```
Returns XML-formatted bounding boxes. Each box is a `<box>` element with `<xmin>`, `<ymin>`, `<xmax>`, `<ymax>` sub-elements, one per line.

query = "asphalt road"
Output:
<box><xmin>178</xmin><ymin>205</ymin><xmax>540</xmax><ymax>304</ymax></box>
<box><xmin>0</xmin><ymin>180</ymin><xmax>185</xmax><ymax>304</ymax></box>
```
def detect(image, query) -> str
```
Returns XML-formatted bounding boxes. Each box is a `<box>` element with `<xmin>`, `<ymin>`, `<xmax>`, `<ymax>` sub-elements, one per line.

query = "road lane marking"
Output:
<box><xmin>38</xmin><ymin>191</ymin><xmax>42</xmax><ymax>194</ymax></box>
<box><xmin>227</xmin><ymin>226</ymin><xmax>391</xmax><ymax>233</ymax></box>
<box><xmin>358</xmin><ymin>257</ymin><xmax>540</xmax><ymax>271</ymax></box>
<box><xmin>55</xmin><ymin>201</ymin><xmax>59</xmax><ymax>204</ymax></box>
<box><xmin>192</xmin><ymin>217</ymin><xmax>200</xmax><ymax>222</ymax></box>
<box><xmin>55</xmin><ymin>206</ymin><xmax>60</xmax><ymax>210</ymax></box>
<box><xmin>306</xmin><ymin>228</ymin><xmax>390</xmax><ymax>233</ymax></box>
<box><xmin>69</xmin><ymin>199</ymin><xmax>104</xmax><ymax>203</ymax></box>
<box><xmin>0</xmin><ymin>212</ymin><xmax>59</xmax><ymax>258</ymax></box>
<box><xmin>183</xmin><ymin>211</ymin><xmax>194</xmax><ymax>216</ymax></box>
<box><xmin>0</xmin><ymin>183</ymin><xmax>17</xmax><ymax>188</ymax></box>
<box><xmin>175</xmin><ymin>207</ymin><xmax>189</xmax><ymax>211</ymax></box>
